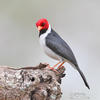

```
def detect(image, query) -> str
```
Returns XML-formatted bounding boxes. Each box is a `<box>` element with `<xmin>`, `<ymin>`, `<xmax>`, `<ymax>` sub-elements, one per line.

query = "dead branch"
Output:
<box><xmin>0</xmin><ymin>63</ymin><xmax>65</xmax><ymax>100</ymax></box>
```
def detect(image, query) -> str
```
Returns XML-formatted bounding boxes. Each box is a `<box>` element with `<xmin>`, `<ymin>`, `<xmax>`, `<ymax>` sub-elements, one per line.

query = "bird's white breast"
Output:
<box><xmin>39</xmin><ymin>25</ymin><xmax>61</xmax><ymax>61</ymax></box>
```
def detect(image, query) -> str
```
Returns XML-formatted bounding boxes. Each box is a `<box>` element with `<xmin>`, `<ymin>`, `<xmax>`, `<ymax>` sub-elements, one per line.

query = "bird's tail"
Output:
<box><xmin>76</xmin><ymin>67</ymin><xmax>90</xmax><ymax>89</ymax></box>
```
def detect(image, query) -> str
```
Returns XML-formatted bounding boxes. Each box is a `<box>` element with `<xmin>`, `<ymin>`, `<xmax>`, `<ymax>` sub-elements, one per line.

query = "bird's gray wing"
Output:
<box><xmin>46</xmin><ymin>29</ymin><xmax>78</xmax><ymax>67</ymax></box>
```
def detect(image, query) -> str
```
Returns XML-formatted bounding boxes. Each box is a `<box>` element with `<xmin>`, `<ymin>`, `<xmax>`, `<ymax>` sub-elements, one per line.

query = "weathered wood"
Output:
<box><xmin>0</xmin><ymin>63</ymin><xmax>65</xmax><ymax>100</ymax></box>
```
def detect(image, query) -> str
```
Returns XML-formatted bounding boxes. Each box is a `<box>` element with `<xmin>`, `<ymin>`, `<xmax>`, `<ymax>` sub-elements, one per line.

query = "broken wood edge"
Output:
<box><xmin>0</xmin><ymin>63</ymin><xmax>66</xmax><ymax>100</ymax></box>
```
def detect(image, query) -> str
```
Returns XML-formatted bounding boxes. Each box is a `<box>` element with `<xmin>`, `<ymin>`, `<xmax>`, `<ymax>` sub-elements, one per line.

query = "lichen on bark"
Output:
<box><xmin>0</xmin><ymin>63</ymin><xmax>65</xmax><ymax>100</ymax></box>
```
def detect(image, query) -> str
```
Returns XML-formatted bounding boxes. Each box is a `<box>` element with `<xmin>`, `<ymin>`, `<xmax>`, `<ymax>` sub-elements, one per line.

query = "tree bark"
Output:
<box><xmin>0</xmin><ymin>63</ymin><xmax>65</xmax><ymax>100</ymax></box>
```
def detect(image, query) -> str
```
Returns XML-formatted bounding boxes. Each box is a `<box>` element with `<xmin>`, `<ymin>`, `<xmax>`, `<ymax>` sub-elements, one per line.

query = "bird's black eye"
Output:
<box><xmin>41</xmin><ymin>22</ymin><xmax>45</xmax><ymax>26</ymax></box>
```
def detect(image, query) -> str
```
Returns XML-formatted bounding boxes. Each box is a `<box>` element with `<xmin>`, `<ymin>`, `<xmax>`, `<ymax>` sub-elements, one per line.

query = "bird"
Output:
<box><xmin>35</xmin><ymin>18</ymin><xmax>90</xmax><ymax>89</ymax></box>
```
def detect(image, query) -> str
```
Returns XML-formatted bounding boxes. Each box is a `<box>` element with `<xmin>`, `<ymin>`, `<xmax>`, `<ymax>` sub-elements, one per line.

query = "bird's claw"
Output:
<box><xmin>47</xmin><ymin>65</ymin><xmax>60</xmax><ymax>73</ymax></box>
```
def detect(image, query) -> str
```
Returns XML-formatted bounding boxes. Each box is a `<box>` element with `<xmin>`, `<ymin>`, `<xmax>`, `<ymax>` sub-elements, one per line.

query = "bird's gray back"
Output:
<box><xmin>46</xmin><ymin>29</ymin><xmax>78</xmax><ymax>67</ymax></box>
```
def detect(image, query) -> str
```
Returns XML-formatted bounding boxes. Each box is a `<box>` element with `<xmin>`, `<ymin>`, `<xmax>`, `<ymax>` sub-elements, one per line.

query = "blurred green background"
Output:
<box><xmin>0</xmin><ymin>0</ymin><xmax>100</xmax><ymax>100</ymax></box>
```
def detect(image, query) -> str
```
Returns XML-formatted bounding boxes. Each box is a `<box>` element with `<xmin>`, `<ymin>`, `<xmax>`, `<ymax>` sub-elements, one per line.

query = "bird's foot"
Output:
<box><xmin>47</xmin><ymin>65</ymin><xmax>59</xmax><ymax>73</ymax></box>
<box><xmin>56</xmin><ymin>66</ymin><xmax>65</xmax><ymax>73</ymax></box>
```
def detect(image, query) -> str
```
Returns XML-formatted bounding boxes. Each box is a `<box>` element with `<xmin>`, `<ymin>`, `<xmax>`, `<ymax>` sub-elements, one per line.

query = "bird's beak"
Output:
<box><xmin>37</xmin><ymin>26</ymin><xmax>42</xmax><ymax>31</ymax></box>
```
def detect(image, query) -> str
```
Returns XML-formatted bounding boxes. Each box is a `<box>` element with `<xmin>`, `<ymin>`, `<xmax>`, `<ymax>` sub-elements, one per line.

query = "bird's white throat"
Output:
<box><xmin>39</xmin><ymin>24</ymin><xmax>51</xmax><ymax>46</ymax></box>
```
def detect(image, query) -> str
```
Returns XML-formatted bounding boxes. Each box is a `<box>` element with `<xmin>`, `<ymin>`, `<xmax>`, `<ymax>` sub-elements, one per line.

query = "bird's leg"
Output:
<box><xmin>48</xmin><ymin>62</ymin><xmax>61</xmax><ymax>72</ymax></box>
<box><xmin>48</xmin><ymin>61</ymin><xmax>61</xmax><ymax>69</ymax></box>
<box><xmin>58</xmin><ymin>62</ymin><xmax>65</xmax><ymax>69</ymax></box>
<box><xmin>53</xmin><ymin>61</ymin><xmax>61</xmax><ymax>68</ymax></box>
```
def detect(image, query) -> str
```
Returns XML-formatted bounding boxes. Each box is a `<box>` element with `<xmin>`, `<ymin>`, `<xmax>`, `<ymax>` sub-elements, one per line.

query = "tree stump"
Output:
<box><xmin>0</xmin><ymin>63</ymin><xmax>65</xmax><ymax>100</ymax></box>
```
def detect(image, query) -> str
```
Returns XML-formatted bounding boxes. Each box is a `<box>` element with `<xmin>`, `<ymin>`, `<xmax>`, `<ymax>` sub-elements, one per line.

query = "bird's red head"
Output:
<box><xmin>36</xmin><ymin>18</ymin><xmax>49</xmax><ymax>31</ymax></box>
